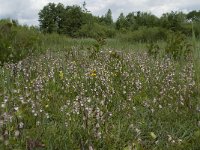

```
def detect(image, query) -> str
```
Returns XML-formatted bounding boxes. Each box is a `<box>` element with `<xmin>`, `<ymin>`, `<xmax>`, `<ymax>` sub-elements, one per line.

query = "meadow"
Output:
<box><xmin>0</xmin><ymin>32</ymin><xmax>200</xmax><ymax>150</ymax></box>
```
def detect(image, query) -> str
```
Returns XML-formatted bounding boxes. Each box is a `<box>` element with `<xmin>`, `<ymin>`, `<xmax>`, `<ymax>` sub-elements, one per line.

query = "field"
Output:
<box><xmin>0</xmin><ymin>36</ymin><xmax>200</xmax><ymax>150</ymax></box>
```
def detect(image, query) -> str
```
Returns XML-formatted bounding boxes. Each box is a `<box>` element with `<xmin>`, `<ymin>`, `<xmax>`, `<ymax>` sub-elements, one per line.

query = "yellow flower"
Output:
<box><xmin>150</xmin><ymin>132</ymin><xmax>157</xmax><ymax>139</ymax></box>
<box><xmin>90</xmin><ymin>70</ymin><xmax>97</xmax><ymax>77</ymax></box>
<box><xmin>30</xmin><ymin>80</ymin><xmax>34</xmax><ymax>84</ymax></box>
<box><xmin>112</xmin><ymin>72</ymin><xmax>117</xmax><ymax>76</ymax></box>
<box><xmin>59</xmin><ymin>71</ymin><xmax>64</xmax><ymax>80</ymax></box>
<box><xmin>91</xmin><ymin>73</ymin><xmax>96</xmax><ymax>77</ymax></box>
<box><xmin>72</xmin><ymin>61</ymin><xmax>76</xmax><ymax>64</ymax></box>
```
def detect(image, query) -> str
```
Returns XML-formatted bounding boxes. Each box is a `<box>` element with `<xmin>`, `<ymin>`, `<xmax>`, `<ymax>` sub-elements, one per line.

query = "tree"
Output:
<box><xmin>160</xmin><ymin>11</ymin><xmax>186</xmax><ymax>31</ymax></box>
<box><xmin>63</xmin><ymin>5</ymin><xmax>85</xmax><ymax>36</ymax></box>
<box><xmin>126</xmin><ymin>12</ymin><xmax>137</xmax><ymax>30</ymax></box>
<box><xmin>187</xmin><ymin>10</ymin><xmax>200</xmax><ymax>22</ymax></box>
<box><xmin>134</xmin><ymin>12</ymin><xmax>158</xmax><ymax>27</ymax></box>
<box><xmin>99</xmin><ymin>9</ymin><xmax>113</xmax><ymax>25</ymax></box>
<box><xmin>55</xmin><ymin>3</ymin><xmax>66</xmax><ymax>34</ymax></box>
<box><xmin>105</xmin><ymin>9</ymin><xmax>113</xmax><ymax>25</ymax></box>
<box><xmin>39</xmin><ymin>3</ymin><xmax>86</xmax><ymax>36</ymax></box>
<box><xmin>38</xmin><ymin>3</ymin><xmax>58</xmax><ymax>33</ymax></box>
<box><xmin>116</xmin><ymin>13</ymin><xmax>127</xmax><ymax>30</ymax></box>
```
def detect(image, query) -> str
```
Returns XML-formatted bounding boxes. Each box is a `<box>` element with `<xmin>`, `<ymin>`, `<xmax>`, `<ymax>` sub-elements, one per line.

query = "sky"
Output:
<box><xmin>0</xmin><ymin>0</ymin><xmax>200</xmax><ymax>26</ymax></box>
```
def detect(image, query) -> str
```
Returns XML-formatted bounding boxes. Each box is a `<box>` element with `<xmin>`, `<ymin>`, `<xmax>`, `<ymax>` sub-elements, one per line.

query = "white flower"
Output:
<box><xmin>14</xmin><ymin>106</ymin><xmax>19</xmax><ymax>111</ymax></box>
<box><xmin>135</xmin><ymin>128</ymin><xmax>141</xmax><ymax>135</ymax></box>
<box><xmin>198</xmin><ymin>121</ymin><xmax>200</xmax><ymax>127</ymax></box>
<box><xmin>0</xmin><ymin>120</ymin><xmax>3</xmax><ymax>127</ymax></box>
<box><xmin>19</xmin><ymin>122</ymin><xmax>24</xmax><ymax>129</ymax></box>
<box><xmin>178</xmin><ymin>139</ymin><xmax>182</xmax><ymax>144</ymax></box>
<box><xmin>1</xmin><ymin>103</ymin><xmax>5</xmax><ymax>108</ymax></box>
<box><xmin>168</xmin><ymin>135</ymin><xmax>172</xmax><ymax>142</ymax></box>
<box><xmin>14</xmin><ymin>130</ymin><xmax>20</xmax><ymax>137</ymax></box>
<box><xmin>4</xmin><ymin>140</ymin><xmax>9</xmax><ymax>146</ymax></box>
<box><xmin>36</xmin><ymin>121</ymin><xmax>40</xmax><ymax>126</ymax></box>
<box><xmin>45</xmin><ymin>113</ymin><xmax>49</xmax><ymax>119</ymax></box>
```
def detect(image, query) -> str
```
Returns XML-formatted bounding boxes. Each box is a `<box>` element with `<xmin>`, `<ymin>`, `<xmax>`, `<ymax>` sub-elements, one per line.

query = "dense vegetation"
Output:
<box><xmin>0</xmin><ymin>2</ymin><xmax>200</xmax><ymax>150</ymax></box>
<box><xmin>38</xmin><ymin>2</ymin><xmax>200</xmax><ymax>40</ymax></box>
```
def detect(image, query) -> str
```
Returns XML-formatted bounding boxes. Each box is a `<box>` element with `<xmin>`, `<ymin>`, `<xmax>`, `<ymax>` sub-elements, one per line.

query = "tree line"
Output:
<box><xmin>38</xmin><ymin>2</ymin><xmax>114</xmax><ymax>37</ymax></box>
<box><xmin>38</xmin><ymin>2</ymin><xmax>200</xmax><ymax>39</ymax></box>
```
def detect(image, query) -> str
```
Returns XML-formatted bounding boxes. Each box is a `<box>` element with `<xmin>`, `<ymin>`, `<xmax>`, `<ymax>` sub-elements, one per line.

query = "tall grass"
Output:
<box><xmin>192</xmin><ymin>22</ymin><xmax>200</xmax><ymax>93</ymax></box>
<box><xmin>191</xmin><ymin>22</ymin><xmax>200</xmax><ymax>115</ymax></box>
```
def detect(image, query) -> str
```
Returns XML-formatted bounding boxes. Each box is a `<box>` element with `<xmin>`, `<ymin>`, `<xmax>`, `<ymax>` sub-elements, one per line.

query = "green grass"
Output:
<box><xmin>39</xmin><ymin>33</ymin><xmax>150</xmax><ymax>52</ymax></box>
<box><xmin>0</xmin><ymin>36</ymin><xmax>200</xmax><ymax>149</ymax></box>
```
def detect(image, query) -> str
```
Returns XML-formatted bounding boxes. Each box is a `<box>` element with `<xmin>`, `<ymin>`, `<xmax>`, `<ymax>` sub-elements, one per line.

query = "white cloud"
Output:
<box><xmin>0</xmin><ymin>0</ymin><xmax>200</xmax><ymax>25</ymax></box>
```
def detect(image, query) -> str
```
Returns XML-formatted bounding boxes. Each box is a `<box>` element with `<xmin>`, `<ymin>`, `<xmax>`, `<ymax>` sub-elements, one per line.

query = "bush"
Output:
<box><xmin>165</xmin><ymin>32</ymin><xmax>192</xmax><ymax>60</ymax></box>
<box><xmin>0</xmin><ymin>19</ymin><xmax>41</xmax><ymax>65</ymax></box>
<box><xmin>118</xmin><ymin>27</ymin><xmax>168</xmax><ymax>43</ymax></box>
<box><xmin>0</xmin><ymin>21</ymin><xmax>13</xmax><ymax>65</ymax></box>
<box><xmin>146</xmin><ymin>42</ymin><xmax>160</xmax><ymax>58</ymax></box>
<box><xmin>76</xmin><ymin>23</ymin><xmax>116</xmax><ymax>38</ymax></box>
<box><xmin>193</xmin><ymin>22</ymin><xmax>200</xmax><ymax>38</ymax></box>
<box><xmin>181</xmin><ymin>24</ymin><xmax>193</xmax><ymax>37</ymax></box>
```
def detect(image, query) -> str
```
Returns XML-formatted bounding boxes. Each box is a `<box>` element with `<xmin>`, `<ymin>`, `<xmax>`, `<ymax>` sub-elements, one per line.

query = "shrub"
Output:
<box><xmin>0</xmin><ymin>20</ymin><xmax>41</xmax><ymax>66</ymax></box>
<box><xmin>165</xmin><ymin>32</ymin><xmax>192</xmax><ymax>60</ymax></box>
<box><xmin>193</xmin><ymin>22</ymin><xmax>200</xmax><ymax>38</ymax></box>
<box><xmin>118</xmin><ymin>27</ymin><xmax>168</xmax><ymax>43</ymax></box>
<box><xmin>0</xmin><ymin>21</ymin><xmax>14</xmax><ymax>65</ymax></box>
<box><xmin>76</xmin><ymin>23</ymin><xmax>116</xmax><ymax>38</ymax></box>
<box><xmin>180</xmin><ymin>22</ymin><xmax>200</xmax><ymax>38</ymax></box>
<box><xmin>181</xmin><ymin>24</ymin><xmax>193</xmax><ymax>37</ymax></box>
<box><xmin>147</xmin><ymin>42</ymin><xmax>160</xmax><ymax>58</ymax></box>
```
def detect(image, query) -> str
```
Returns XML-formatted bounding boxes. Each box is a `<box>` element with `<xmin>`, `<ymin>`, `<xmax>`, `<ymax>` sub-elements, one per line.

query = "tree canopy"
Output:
<box><xmin>38</xmin><ymin>2</ymin><xmax>200</xmax><ymax>38</ymax></box>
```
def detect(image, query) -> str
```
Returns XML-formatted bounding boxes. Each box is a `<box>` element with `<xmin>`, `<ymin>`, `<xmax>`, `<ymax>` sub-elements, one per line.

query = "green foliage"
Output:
<box><xmin>147</xmin><ymin>42</ymin><xmax>160</xmax><ymax>58</ymax></box>
<box><xmin>77</xmin><ymin>23</ymin><xmax>116</xmax><ymax>38</ymax></box>
<box><xmin>39</xmin><ymin>3</ymin><xmax>86</xmax><ymax>36</ymax></box>
<box><xmin>160</xmin><ymin>11</ymin><xmax>186</xmax><ymax>32</ymax></box>
<box><xmin>38</xmin><ymin>3</ymin><xmax>200</xmax><ymax>40</ymax></box>
<box><xmin>177</xmin><ymin>22</ymin><xmax>200</xmax><ymax>38</ymax></box>
<box><xmin>0</xmin><ymin>21</ymin><xmax>14</xmax><ymax>65</ymax></box>
<box><xmin>100</xmin><ymin>9</ymin><xmax>113</xmax><ymax>25</ymax></box>
<box><xmin>64</xmin><ymin>5</ymin><xmax>85</xmax><ymax>37</ymax></box>
<box><xmin>38</xmin><ymin>2</ymin><xmax>113</xmax><ymax>38</ymax></box>
<box><xmin>193</xmin><ymin>22</ymin><xmax>200</xmax><ymax>38</ymax></box>
<box><xmin>93</xmin><ymin>38</ymin><xmax>105</xmax><ymax>53</ymax></box>
<box><xmin>116</xmin><ymin>12</ymin><xmax>159</xmax><ymax>31</ymax></box>
<box><xmin>186</xmin><ymin>10</ymin><xmax>200</xmax><ymax>22</ymax></box>
<box><xmin>165</xmin><ymin>32</ymin><xmax>192</xmax><ymax>60</ymax></box>
<box><xmin>116</xmin><ymin>13</ymin><xmax>128</xmax><ymax>30</ymax></box>
<box><xmin>118</xmin><ymin>27</ymin><xmax>168</xmax><ymax>43</ymax></box>
<box><xmin>133</xmin><ymin>11</ymin><xmax>159</xmax><ymax>28</ymax></box>
<box><xmin>0</xmin><ymin>19</ymin><xmax>41</xmax><ymax>65</ymax></box>
<box><xmin>89</xmin><ymin>37</ymin><xmax>106</xmax><ymax>59</ymax></box>
<box><xmin>38</xmin><ymin>3</ymin><xmax>59</xmax><ymax>33</ymax></box>
<box><xmin>146</xmin><ymin>32</ymin><xmax>193</xmax><ymax>60</ymax></box>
